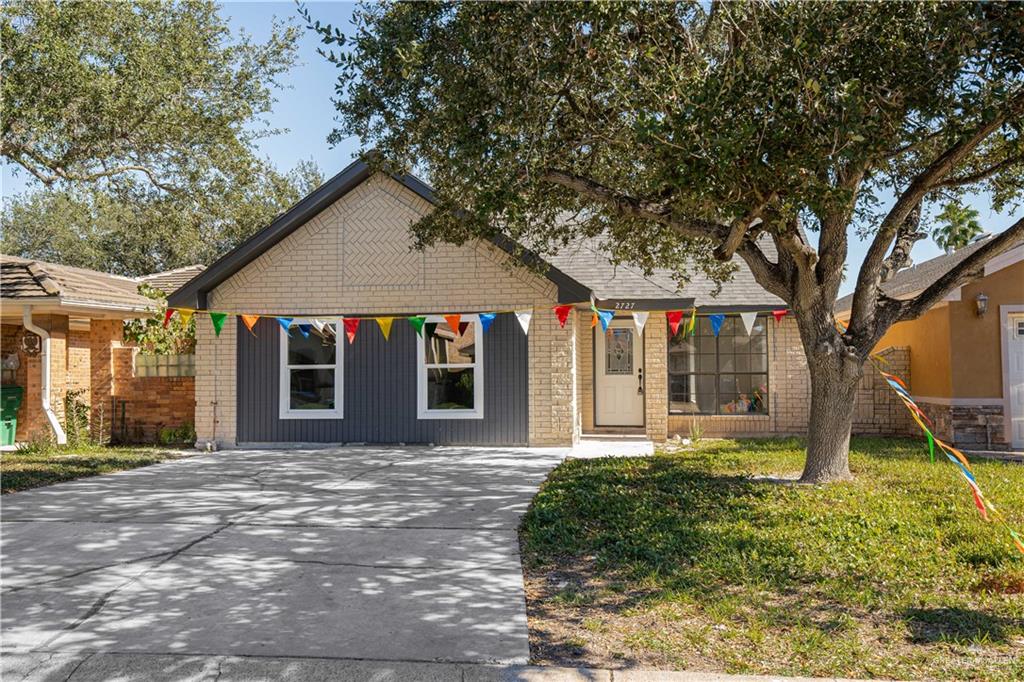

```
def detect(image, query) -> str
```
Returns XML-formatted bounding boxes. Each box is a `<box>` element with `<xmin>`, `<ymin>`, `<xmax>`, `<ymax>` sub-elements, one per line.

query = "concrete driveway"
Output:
<box><xmin>1</xmin><ymin>446</ymin><xmax>566</xmax><ymax>671</ymax></box>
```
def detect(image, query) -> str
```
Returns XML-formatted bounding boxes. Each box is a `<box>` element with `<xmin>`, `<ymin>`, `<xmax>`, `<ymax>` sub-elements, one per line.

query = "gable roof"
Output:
<box><xmin>834</xmin><ymin>235</ymin><xmax>1022</xmax><ymax>314</ymax></box>
<box><xmin>167</xmin><ymin>158</ymin><xmax>592</xmax><ymax>309</ymax></box>
<box><xmin>138</xmin><ymin>264</ymin><xmax>206</xmax><ymax>295</ymax></box>
<box><xmin>166</xmin><ymin>156</ymin><xmax>780</xmax><ymax>312</ymax></box>
<box><xmin>1</xmin><ymin>254</ymin><xmax>154</xmax><ymax>318</ymax></box>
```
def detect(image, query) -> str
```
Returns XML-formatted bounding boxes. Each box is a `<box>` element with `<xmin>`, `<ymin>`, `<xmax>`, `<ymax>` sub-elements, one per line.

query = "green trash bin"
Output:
<box><xmin>1</xmin><ymin>386</ymin><xmax>24</xmax><ymax>446</ymax></box>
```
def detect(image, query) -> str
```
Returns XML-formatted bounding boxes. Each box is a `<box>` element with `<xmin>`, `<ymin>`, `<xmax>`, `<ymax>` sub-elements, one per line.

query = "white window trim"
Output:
<box><xmin>417</xmin><ymin>314</ymin><xmax>484</xmax><ymax>420</ymax></box>
<box><xmin>279</xmin><ymin>319</ymin><xmax>344</xmax><ymax>420</ymax></box>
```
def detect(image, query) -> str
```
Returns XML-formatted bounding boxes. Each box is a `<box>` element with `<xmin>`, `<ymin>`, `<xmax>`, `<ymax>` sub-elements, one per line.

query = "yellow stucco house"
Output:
<box><xmin>838</xmin><ymin>238</ymin><xmax>1024</xmax><ymax>450</ymax></box>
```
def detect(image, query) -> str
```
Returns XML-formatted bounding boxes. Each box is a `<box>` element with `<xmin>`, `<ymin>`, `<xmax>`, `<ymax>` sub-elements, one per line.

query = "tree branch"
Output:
<box><xmin>880</xmin><ymin>201</ymin><xmax>926</xmax><ymax>282</ymax></box>
<box><xmin>735</xmin><ymin>239</ymin><xmax>789</xmax><ymax>300</ymax></box>
<box><xmin>897</xmin><ymin>216</ymin><xmax>1024</xmax><ymax>321</ymax></box>
<box><xmin>933</xmin><ymin>154</ymin><xmax>1024</xmax><ymax>189</ymax></box>
<box><xmin>849</xmin><ymin>94</ymin><xmax>1021</xmax><ymax>329</ymax></box>
<box><xmin>541</xmin><ymin>169</ymin><xmax>728</xmax><ymax>239</ymax></box>
<box><xmin>713</xmin><ymin>191</ymin><xmax>776</xmax><ymax>261</ymax></box>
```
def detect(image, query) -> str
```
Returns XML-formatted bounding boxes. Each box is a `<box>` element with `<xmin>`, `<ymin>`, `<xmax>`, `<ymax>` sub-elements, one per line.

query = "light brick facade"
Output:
<box><xmin>195</xmin><ymin>174</ymin><xmax>577</xmax><ymax>447</ymax></box>
<box><xmin>189</xmin><ymin>171</ymin><xmax>919</xmax><ymax>449</ymax></box>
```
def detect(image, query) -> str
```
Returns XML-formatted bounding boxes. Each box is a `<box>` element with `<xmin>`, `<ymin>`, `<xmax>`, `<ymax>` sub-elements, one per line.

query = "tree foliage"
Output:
<box><xmin>307</xmin><ymin>1</ymin><xmax>1024</xmax><ymax>481</ymax></box>
<box><xmin>123</xmin><ymin>284</ymin><xmax>196</xmax><ymax>356</ymax></box>
<box><xmin>1</xmin><ymin>160</ymin><xmax>323</xmax><ymax>276</ymax></box>
<box><xmin>1</xmin><ymin>0</ymin><xmax>298</xmax><ymax>191</ymax></box>
<box><xmin>1</xmin><ymin>0</ymin><xmax>323</xmax><ymax>277</ymax></box>
<box><xmin>932</xmin><ymin>204</ymin><xmax>984</xmax><ymax>253</ymax></box>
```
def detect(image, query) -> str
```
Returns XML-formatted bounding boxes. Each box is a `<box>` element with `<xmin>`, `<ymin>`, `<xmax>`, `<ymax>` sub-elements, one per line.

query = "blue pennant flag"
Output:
<box><xmin>277</xmin><ymin>317</ymin><xmax>294</xmax><ymax>336</ymax></box>
<box><xmin>709</xmin><ymin>314</ymin><xmax>725</xmax><ymax>337</ymax></box>
<box><xmin>597</xmin><ymin>309</ymin><xmax>614</xmax><ymax>332</ymax></box>
<box><xmin>478</xmin><ymin>312</ymin><xmax>497</xmax><ymax>333</ymax></box>
<box><xmin>296</xmin><ymin>323</ymin><xmax>312</xmax><ymax>338</ymax></box>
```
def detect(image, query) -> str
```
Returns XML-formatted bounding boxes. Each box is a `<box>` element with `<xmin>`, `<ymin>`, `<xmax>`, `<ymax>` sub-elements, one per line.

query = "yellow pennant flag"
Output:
<box><xmin>376</xmin><ymin>317</ymin><xmax>394</xmax><ymax>341</ymax></box>
<box><xmin>178</xmin><ymin>308</ymin><xmax>194</xmax><ymax>326</ymax></box>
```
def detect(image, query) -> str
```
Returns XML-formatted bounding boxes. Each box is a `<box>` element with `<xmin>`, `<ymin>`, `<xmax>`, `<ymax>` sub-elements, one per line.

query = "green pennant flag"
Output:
<box><xmin>408</xmin><ymin>316</ymin><xmax>426</xmax><ymax>336</ymax></box>
<box><xmin>209</xmin><ymin>312</ymin><xmax>227</xmax><ymax>337</ymax></box>
<box><xmin>925</xmin><ymin>428</ymin><xmax>936</xmax><ymax>464</ymax></box>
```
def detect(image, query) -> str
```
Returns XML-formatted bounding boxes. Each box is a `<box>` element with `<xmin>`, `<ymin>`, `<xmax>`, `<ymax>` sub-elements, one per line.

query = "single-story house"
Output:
<box><xmin>1</xmin><ymin>256</ymin><xmax>198</xmax><ymax>445</ymax></box>
<box><xmin>168</xmin><ymin>158</ymin><xmax>911</xmax><ymax>449</ymax></box>
<box><xmin>837</xmin><ymin>237</ymin><xmax>1024</xmax><ymax>450</ymax></box>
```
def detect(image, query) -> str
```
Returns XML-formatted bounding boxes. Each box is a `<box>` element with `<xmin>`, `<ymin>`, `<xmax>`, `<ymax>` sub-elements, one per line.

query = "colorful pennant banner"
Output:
<box><xmin>874</xmin><ymin>360</ymin><xmax>1024</xmax><ymax>556</ymax></box>
<box><xmin>343</xmin><ymin>318</ymin><xmax>360</xmax><ymax>344</ymax></box>
<box><xmin>241</xmin><ymin>314</ymin><xmax>260</xmax><ymax>336</ymax></box>
<box><xmin>479</xmin><ymin>312</ymin><xmax>497</xmax><ymax>333</ymax></box>
<box><xmin>376</xmin><ymin>317</ymin><xmax>393</xmax><ymax>340</ymax></box>
<box><xmin>209</xmin><ymin>312</ymin><xmax>227</xmax><ymax>337</ymax></box>
<box><xmin>409</xmin><ymin>316</ymin><xmax>426</xmax><ymax>336</ymax></box>
<box><xmin>709</xmin><ymin>314</ymin><xmax>725</xmax><ymax>337</ymax></box>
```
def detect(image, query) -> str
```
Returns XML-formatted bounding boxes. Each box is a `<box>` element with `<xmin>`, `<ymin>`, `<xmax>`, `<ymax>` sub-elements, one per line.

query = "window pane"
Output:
<box><xmin>288</xmin><ymin>325</ymin><xmax>336</xmax><ymax>365</ymax></box>
<box><xmin>605</xmin><ymin>329</ymin><xmax>634</xmax><ymax>375</ymax></box>
<box><xmin>425</xmin><ymin>322</ymin><xmax>476</xmax><ymax>365</ymax></box>
<box><xmin>718</xmin><ymin>374</ymin><xmax>768</xmax><ymax>414</ymax></box>
<box><xmin>426</xmin><ymin>367</ymin><xmax>475</xmax><ymax>410</ymax></box>
<box><xmin>289</xmin><ymin>368</ymin><xmax>336</xmax><ymax>410</ymax></box>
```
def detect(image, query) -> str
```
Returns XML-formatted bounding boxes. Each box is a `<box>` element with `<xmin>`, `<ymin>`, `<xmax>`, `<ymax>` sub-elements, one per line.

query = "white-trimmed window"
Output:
<box><xmin>417</xmin><ymin>315</ymin><xmax>484</xmax><ymax>419</ymax></box>
<box><xmin>279</xmin><ymin>320</ymin><xmax>343</xmax><ymax>419</ymax></box>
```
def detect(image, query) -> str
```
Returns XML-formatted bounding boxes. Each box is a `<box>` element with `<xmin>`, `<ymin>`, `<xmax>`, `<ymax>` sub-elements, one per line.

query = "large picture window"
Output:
<box><xmin>417</xmin><ymin>315</ymin><xmax>484</xmax><ymax>419</ymax></box>
<box><xmin>668</xmin><ymin>315</ymin><xmax>768</xmax><ymax>415</ymax></box>
<box><xmin>279</xmin><ymin>320</ymin><xmax>343</xmax><ymax>419</ymax></box>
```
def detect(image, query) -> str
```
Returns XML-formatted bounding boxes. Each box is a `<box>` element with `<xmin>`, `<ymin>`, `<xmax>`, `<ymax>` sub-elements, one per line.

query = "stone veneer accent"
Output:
<box><xmin>194</xmin><ymin>174</ymin><xmax>577</xmax><ymax>447</ymax></box>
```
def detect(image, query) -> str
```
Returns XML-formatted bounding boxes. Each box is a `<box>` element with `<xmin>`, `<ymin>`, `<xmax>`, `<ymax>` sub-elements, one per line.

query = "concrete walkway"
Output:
<box><xmin>0</xmin><ymin>652</ymin><xmax>870</xmax><ymax>682</ymax></box>
<box><xmin>1</xmin><ymin>446</ymin><xmax>567</xmax><ymax>669</ymax></box>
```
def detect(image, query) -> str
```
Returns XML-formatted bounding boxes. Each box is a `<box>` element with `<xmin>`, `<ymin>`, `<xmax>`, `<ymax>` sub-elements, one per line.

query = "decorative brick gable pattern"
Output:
<box><xmin>197</xmin><ymin>174</ymin><xmax>574</xmax><ymax>447</ymax></box>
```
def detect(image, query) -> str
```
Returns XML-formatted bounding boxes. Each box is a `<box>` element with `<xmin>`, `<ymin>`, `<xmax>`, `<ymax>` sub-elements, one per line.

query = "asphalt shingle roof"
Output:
<box><xmin>547</xmin><ymin>236</ymin><xmax>785</xmax><ymax>309</ymax></box>
<box><xmin>1</xmin><ymin>255</ymin><xmax>154</xmax><ymax>312</ymax></box>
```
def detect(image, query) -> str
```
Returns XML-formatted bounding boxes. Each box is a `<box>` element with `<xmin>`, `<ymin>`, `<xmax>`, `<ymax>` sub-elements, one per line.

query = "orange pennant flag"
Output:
<box><xmin>376</xmin><ymin>317</ymin><xmax>394</xmax><ymax>341</ymax></box>
<box><xmin>444</xmin><ymin>314</ymin><xmax>462</xmax><ymax>334</ymax></box>
<box><xmin>591</xmin><ymin>312</ymin><xmax>598</xmax><ymax>328</ymax></box>
<box><xmin>241</xmin><ymin>314</ymin><xmax>260</xmax><ymax>336</ymax></box>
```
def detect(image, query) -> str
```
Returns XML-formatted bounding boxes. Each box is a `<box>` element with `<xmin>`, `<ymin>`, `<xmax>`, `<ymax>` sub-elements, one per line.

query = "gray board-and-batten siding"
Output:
<box><xmin>235</xmin><ymin>315</ymin><xmax>529</xmax><ymax>445</ymax></box>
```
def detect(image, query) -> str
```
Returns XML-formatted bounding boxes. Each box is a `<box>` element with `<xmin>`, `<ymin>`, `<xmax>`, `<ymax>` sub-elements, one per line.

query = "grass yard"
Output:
<box><xmin>520</xmin><ymin>437</ymin><xmax>1024</xmax><ymax>681</ymax></box>
<box><xmin>1</xmin><ymin>443</ymin><xmax>186</xmax><ymax>493</ymax></box>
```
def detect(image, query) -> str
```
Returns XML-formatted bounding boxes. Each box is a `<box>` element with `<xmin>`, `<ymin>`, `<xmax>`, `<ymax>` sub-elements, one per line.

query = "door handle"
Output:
<box><xmin>637</xmin><ymin>367</ymin><xmax>644</xmax><ymax>394</ymax></box>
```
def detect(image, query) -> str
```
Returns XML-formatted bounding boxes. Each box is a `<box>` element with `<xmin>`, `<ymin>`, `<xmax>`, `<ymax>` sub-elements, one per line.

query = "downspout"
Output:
<box><xmin>22</xmin><ymin>306</ymin><xmax>67</xmax><ymax>445</ymax></box>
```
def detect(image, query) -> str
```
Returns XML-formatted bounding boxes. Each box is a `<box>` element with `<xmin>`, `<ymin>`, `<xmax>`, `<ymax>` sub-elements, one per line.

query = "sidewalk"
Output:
<box><xmin>1</xmin><ymin>652</ymin><xmax>879</xmax><ymax>682</ymax></box>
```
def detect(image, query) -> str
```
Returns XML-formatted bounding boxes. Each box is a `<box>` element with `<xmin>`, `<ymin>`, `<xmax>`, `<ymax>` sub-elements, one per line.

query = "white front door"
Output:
<box><xmin>1008</xmin><ymin>313</ymin><xmax>1024</xmax><ymax>449</ymax></box>
<box><xmin>595</xmin><ymin>320</ymin><xmax>644</xmax><ymax>426</ymax></box>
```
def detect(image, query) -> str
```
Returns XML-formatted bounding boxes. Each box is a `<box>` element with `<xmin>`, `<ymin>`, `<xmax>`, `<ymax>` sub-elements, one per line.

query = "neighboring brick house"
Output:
<box><xmin>838</xmin><ymin>239</ymin><xmax>1024</xmax><ymax>451</ymax></box>
<box><xmin>0</xmin><ymin>256</ymin><xmax>197</xmax><ymax>445</ymax></box>
<box><xmin>168</xmin><ymin>158</ymin><xmax>914</xmax><ymax>449</ymax></box>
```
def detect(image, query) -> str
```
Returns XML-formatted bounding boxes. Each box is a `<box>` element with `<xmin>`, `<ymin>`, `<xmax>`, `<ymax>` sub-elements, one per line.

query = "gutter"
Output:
<box><xmin>22</xmin><ymin>306</ymin><xmax>67</xmax><ymax>445</ymax></box>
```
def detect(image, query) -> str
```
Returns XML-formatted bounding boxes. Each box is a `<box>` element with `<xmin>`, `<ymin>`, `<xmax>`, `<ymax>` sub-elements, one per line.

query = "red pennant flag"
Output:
<box><xmin>553</xmin><ymin>304</ymin><xmax>573</xmax><ymax>328</ymax></box>
<box><xmin>241</xmin><ymin>314</ymin><xmax>260</xmax><ymax>336</ymax></box>
<box><xmin>163</xmin><ymin>309</ymin><xmax>175</xmax><ymax>328</ymax></box>
<box><xmin>772</xmin><ymin>309</ymin><xmax>789</xmax><ymax>324</ymax></box>
<box><xmin>444</xmin><ymin>314</ymin><xmax>462</xmax><ymax>333</ymax></box>
<box><xmin>343</xmin><ymin>318</ymin><xmax>360</xmax><ymax>344</ymax></box>
<box><xmin>666</xmin><ymin>310</ymin><xmax>684</xmax><ymax>336</ymax></box>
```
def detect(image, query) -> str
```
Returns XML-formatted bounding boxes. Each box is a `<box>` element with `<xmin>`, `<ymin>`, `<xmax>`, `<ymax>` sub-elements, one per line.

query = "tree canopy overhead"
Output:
<box><xmin>1</xmin><ymin>0</ymin><xmax>322</xmax><ymax>276</ymax></box>
<box><xmin>308</xmin><ymin>1</ymin><xmax>1024</xmax><ymax>482</ymax></box>
<box><xmin>2</xmin><ymin>0</ymin><xmax>297</xmax><ymax>191</ymax></box>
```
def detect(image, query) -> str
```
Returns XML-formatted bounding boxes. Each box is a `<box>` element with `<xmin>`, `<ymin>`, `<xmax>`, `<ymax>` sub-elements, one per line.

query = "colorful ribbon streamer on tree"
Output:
<box><xmin>874</xmin><ymin>359</ymin><xmax>1024</xmax><ymax>555</ymax></box>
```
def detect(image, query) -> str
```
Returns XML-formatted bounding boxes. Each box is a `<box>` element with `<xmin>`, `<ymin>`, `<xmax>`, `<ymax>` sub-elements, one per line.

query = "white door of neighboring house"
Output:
<box><xmin>1007</xmin><ymin>313</ymin><xmax>1024</xmax><ymax>449</ymax></box>
<box><xmin>595</xmin><ymin>319</ymin><xmax>644</xmax><ymax>426</ymax></box>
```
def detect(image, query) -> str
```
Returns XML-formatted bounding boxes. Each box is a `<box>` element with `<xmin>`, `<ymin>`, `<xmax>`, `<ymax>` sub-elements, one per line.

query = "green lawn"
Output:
<box><xmin>520</xmin><ymin>437</ymin><xmax>1024</xmax><ymax>680</ymax></box>
<box><xmin>1</xmin><ymin>443</ymin><xmax>186</xmax><ymax>493</ymax></box>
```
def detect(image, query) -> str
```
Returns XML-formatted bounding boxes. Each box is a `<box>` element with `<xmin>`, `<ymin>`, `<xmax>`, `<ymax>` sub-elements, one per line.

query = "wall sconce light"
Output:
<box><xmin>975</xmin><ymin>292</ymin><xmax>988</xmax><ymax>318</ymax></box>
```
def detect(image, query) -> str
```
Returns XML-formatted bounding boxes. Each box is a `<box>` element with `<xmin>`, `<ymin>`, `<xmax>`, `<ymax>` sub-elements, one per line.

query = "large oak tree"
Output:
<box><xmin>309</xmin><ymin>1</ymin><xmax>1024</xmax><ymax>482</ymax></box>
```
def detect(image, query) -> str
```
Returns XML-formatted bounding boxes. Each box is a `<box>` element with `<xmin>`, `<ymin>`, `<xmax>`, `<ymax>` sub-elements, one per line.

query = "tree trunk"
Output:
<box><xmin>800</xmin><ymin>361</ymin><xmax>860</xmax><ymax>483</ymax></box>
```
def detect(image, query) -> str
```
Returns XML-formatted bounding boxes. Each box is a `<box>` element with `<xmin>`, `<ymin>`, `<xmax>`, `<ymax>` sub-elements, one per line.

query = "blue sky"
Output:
<box><xmin>3</xmin><ymin>1</ymin><xmax>1017</xmax><ymax>295</ymax></box>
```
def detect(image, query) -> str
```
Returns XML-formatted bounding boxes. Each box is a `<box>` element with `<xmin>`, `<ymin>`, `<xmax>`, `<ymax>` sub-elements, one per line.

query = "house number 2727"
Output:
<box><xmin>614</xmin><ymin>302</ymin><xmax>635</xmax><ymax>310</ymax></box>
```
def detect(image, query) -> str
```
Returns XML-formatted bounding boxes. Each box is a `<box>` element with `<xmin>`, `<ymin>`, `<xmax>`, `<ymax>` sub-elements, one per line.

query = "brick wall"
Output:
<box><xmin>2</xmin><ymin>317</ymin><xmax>195</xmax><ymax>445</ymax></box>
<box><xmin>196</xmin><ymin>173</ymin><xmax>575</xmax><ymax>447</ymax></box>
<box><xmin>644</xmin><ymin>312</ymin><xmax>669</xmax><ymax>441</ymax></box>
<box><xmin>851</xmin><ymin>346</ymin><xmax>915</xmax><ymax>437</ymax></box>
<box><xmin>108</xmin><ymin>346</ymin><xmax>195</xmax><ymax>443</ymax></box>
